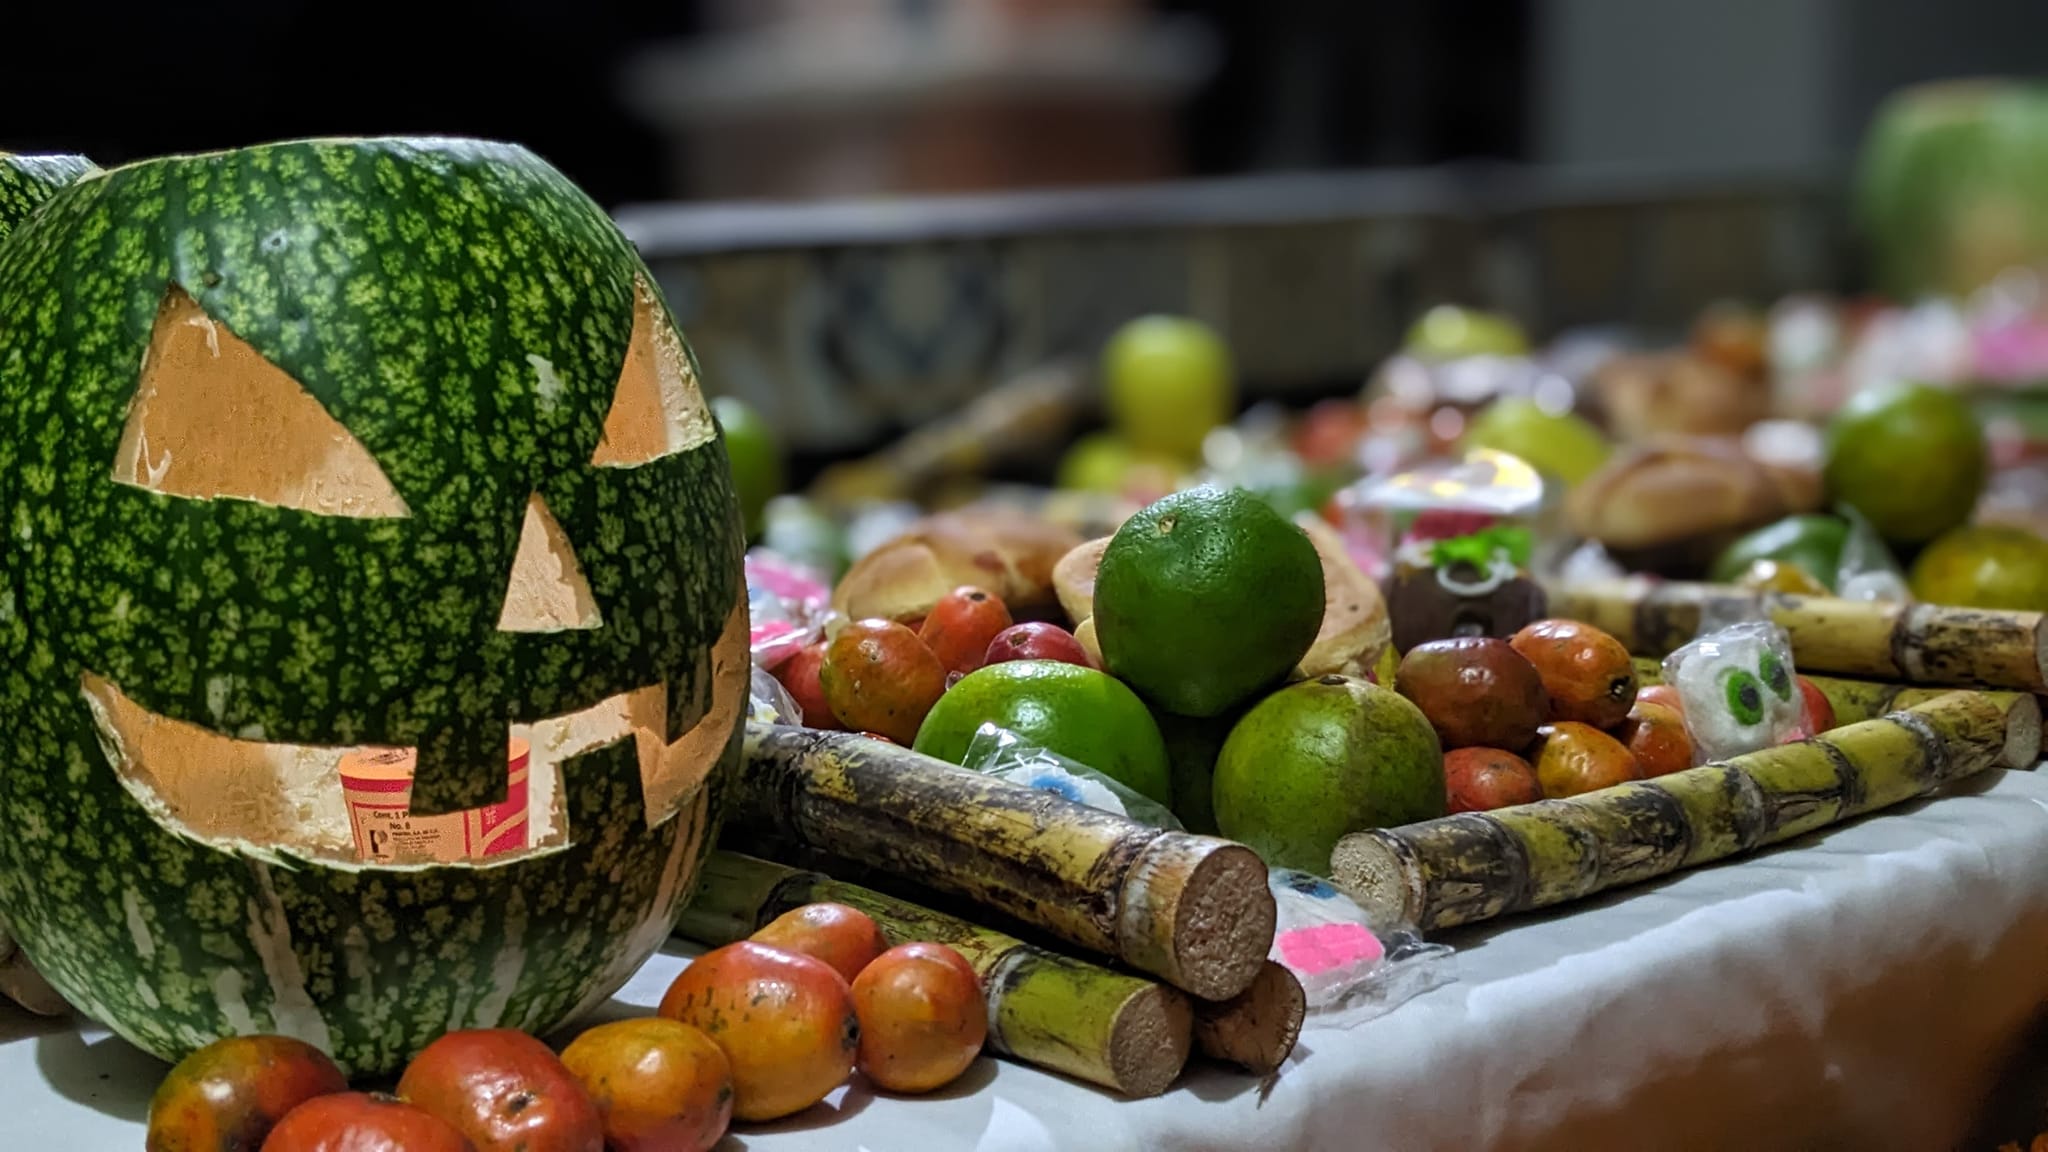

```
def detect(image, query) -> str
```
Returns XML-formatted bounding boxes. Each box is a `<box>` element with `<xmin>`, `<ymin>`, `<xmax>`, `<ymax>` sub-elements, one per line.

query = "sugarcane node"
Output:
<box><xmin>1553</xmin><ymin>782</ymin><xmax>1691</xmax><ymax>888</ymax></box>
<box><xmin>1190</xmin><ymin>961</ymin><xmax>1306</xmax><ymax>1076</ymax></box>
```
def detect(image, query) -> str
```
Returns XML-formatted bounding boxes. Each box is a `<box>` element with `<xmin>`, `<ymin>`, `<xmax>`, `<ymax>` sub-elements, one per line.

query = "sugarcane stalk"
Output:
<box><xmin>734</xmin><ymin>724</ymin><xmax>1276</xmax><ymax>1001</ymax></box>
<box><xmin>1556</xmin><ymin>579</ymin><xmax>2048</xmax><ymax>693</ymax></box>
<box><xmin>1330</xmin><ymin>690</ymin><xmax>2041</xmax><ymax>933</ymax></box>
<box><xmin>677</xmin><ymin>851</ymin><xmax>1195</xmax><ymax>1097</ymax></box>
<box><xmin>1631</xmin><ymin>657</ymin><xmax>2036</xmax><ymax>754</ymax></box>
<box><xmin>1189</xmin><ymin>960</ymin><xmax>1306</xmax><ymax>1076</ymax></box>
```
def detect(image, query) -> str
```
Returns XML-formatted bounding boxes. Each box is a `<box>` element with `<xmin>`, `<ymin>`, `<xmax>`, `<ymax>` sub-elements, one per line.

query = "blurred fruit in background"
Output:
<box><xmin>1101</xmin><ymin>314</ymin><xmax>1235</xmax><ymax>464</ymax></box>
<box><xmin>1823</xmin><ymin>380</ymin><xmax>1989</xmax><ymax>546</ymax></box>
<box><xmin>1690</xmin><ymin>300</ymin><xmax>1770</xmax><ymax>380</ymax></box>
<box><xmin>1908</xmin><ymin>524</ymin><xmax>2048</xmax><ymax>610</ymax></box>
<box><xmin>713</xmin><ymin>395</ymin><xmax>786</xmax><ymax>539</ymax></box>
<box><xmin>1457</xmin><ymin>397</ymin><xmax>1612</xmax><ymax>487</ymax></box>
<box><xmin>1856</xmin><ymin>78</ymin><xmax>2048</xmax><ymax>301</ymax></box>
<box><xmin>1709</xmin><ymin>514</ymin><xmax>1853</xmax><ymax>592</ymax></box>
<box><xmin>1403</xmin><ymin>304</ymin><xmax>1530</xmax><ymax>361</ymax></box>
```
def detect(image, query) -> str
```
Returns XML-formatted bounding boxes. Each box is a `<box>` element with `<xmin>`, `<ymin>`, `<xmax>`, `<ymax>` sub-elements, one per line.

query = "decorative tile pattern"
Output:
<box><xmin>632</xmin><ymin>179</ymin><xmax>1838</xmax><ymax>452</ymax></box>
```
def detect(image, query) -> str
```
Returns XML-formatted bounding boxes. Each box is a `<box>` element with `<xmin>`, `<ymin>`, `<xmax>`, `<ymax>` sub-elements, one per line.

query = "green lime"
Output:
<box><xmin>1154</xmin><ymin>709</ymin><xmax>1239</xmax><ymax>835</ymax></box>
<box><xmin>1708</xmin><ymin>515</ymin><xmax>1853</xmax><ymax>591</ymax></box>
<box><xmin>1094</xmin><ymin>486</ymin><xmax>1325</xmax><ymax>718</ymax></box>
<box><xmin>1404</xmin><ymin>304</ymin><xmax>1530</xmax><ymax>360</ymax></box>
<box><xmin>1212</xmin><ymin>675</ymin><xmax>1445</xmax><ymax>873</ymax></box>
<box><xmin>1909</xmin><ymin>524</ymin><xmax>2048</xmax><ymax>610</ymax></box>
<box><xmin>913</xmin><ymin>659</ymin><xmax>1172</xmax><ymax>804</ymax></box>
<box><xmin>1102</xmin><ymin>315</ymin><xmax>1235</xmax><ymax>464</ymax></box>
<box><xmin>712</xmin><ymin>395</ymin><xmax>786</xmax><ymax>538</ymax></box>
<box><xmin>1823</xmin><ymin>381</ymin><xmax>1988</xmax><ymax>546</ymax></box>
<box><xmin>1458</xmin><ymin>397</ymin><xmax>1613</xmax><ymax>486</ymax></box>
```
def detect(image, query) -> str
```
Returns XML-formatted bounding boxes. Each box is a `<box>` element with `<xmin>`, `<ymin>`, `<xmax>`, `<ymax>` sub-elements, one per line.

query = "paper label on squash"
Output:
<box><xmin>341</xmin><ymin>740</ymin><xmax>530</xmax><ymax>863</ymax></box>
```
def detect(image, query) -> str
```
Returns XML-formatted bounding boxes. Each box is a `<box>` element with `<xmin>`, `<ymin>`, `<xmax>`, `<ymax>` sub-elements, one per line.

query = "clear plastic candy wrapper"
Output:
<box><xmin>1267</xmin><ymin>870</ymin><xmax>1454</xmax><ymax>1025</ymax></box>
<box><xmin>960</xmin><ymin>724</ymin><xmax>1183</xmax><ymax>831</ymax></box>
<box><xmin>1832</xmin><ymin>506</ymin><xmax>1911</xmax><ymax>603</ymax></box>
<box><xmin>749</xmin><ymin>665</ymin><xmax>804</xmax><ymax>726</ymax></box>
<box><xmin>745</xmin><ymin>548</ymin><xmax>836</xmax><ymax>672</ymax></box>
<box><xmin>1662</xmin><ymin>620</ymin><xmax>1812</xmax><ymax>761</ymax></box>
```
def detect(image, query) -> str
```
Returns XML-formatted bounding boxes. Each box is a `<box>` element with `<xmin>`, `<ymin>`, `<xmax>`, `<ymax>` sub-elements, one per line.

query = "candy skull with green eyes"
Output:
<box><xmin>1667</xmin><ymin>622</ymin><xmax>1809</xmax><ymax>760</ymax></box>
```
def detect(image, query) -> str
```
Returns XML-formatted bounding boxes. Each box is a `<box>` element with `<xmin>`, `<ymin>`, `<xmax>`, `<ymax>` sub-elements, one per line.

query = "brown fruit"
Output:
<box><xmin>1442</xmin><ymin>747</ymin><xmax>1543</xmax><ymax>813</ymax></box>
<box><xmin>658</xmin><ymin>941</ymin><xmax>860</xmax><ymax>1122</ymax></box>
<box><xmin>751</xmin><ymin>902</ymin><xmax>890</xmax><ymax>985</ymax></box>
<box><xmin>396</xmin><ymin>1029</ymin><xmax>602</xmax><ymax>1152</ymax></box>
<box><xmin>147</xmin><ymin>1034</ymin><xmax>349</xmax><ymax>1152</ymax></box>
<box><xmin>260</xmin><ymin>1093</ymin><xmax>474</xmax><ymax>1152</ymax></box>
<box><xmin>819</xmin><ymin>619</ymin><xmax>948</xmax><ymax>744</ymax></box>
<box><xmin>1510</xmin><ymin>619</ymin><xmax>1639</xmax><ymax>729</ymax></box>
<box><xmin>772</xmin><ymin>641</ymin><xmax>843</xmax><ymax>731</ymax></box>
<box><xmin>851</xmin><ymin>943</ymin><xmax>988</xmax><ymax>1095</ymax></box>
<box><xmin>560</xmin><ymin>1018</ymin><xmax>733</xmax><ymax>1152</ymax></box>
<box><xmin>1393</xmin><ymin>638</ymin><xmax>1549</xmax><ymax>750</ymax></box>
<box><xmin>1533</xmin><ymin>722</ymin><xmax>1642</xmax><ymax>798</ymax></box>
<box><xmin>919</xmin><ymin>586</ymin><xmax>1014</xmax><ymax>676</ymax></box>
<box><xmin>1618</xmin><ymin>701</ymin><xmax>1694</xmax><ymax>778</ymax></box>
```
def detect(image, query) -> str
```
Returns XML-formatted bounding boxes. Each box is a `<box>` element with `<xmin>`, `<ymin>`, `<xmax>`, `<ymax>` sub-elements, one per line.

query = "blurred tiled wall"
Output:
<box><xmin>617</xmin><ymin>167</ymin><xmax>1841</xmax><ymax>455</ymax></box>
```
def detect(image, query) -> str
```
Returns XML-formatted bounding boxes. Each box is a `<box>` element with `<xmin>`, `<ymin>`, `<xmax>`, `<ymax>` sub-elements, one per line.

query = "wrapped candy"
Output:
<box><xmin>1662</xmin><ymin>621</ymin><xmax>1809</xmax><ymax>761</ymax></box>
<box><xmin>1352</xmin><ymin>449</ymin><xmax>1550</xmax><ymax>652</ymax></box>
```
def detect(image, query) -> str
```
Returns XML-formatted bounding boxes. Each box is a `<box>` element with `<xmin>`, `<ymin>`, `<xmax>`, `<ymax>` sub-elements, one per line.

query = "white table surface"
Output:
<box><xmin>15</xmin><ymin>768</ymin><xmax>2048</xmax><ymax>1151</ymax></box>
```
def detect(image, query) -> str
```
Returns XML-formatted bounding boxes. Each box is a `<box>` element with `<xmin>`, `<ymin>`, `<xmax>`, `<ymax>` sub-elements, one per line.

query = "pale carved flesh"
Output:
<box><xmin>114</xmin><ymin>286</ymin><xmax>410</xmax><ymax>518</ymax></box>
<box><xmin>85</xmin><ymin>278</ymin><xmax>739</xmax><ymax>864</ymax></box>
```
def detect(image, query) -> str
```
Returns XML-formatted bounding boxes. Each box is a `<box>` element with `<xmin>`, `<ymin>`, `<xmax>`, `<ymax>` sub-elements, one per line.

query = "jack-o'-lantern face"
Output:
<box><xmin>71</xmin><ymin>274</ymin><xmax>746</xmax><ymax>858</ymax></box>
<box><xmin>0</xmin><ymin>139</ymin><xmax>748</xmax><ymax>1074</ymax></box>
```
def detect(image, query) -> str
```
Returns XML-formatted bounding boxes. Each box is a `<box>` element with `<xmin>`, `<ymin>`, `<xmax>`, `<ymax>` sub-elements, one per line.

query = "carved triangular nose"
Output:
<box><xmin>497</xmin><ymin>492</ymin><xmax>602</xmax><ymax>633</ymax></box>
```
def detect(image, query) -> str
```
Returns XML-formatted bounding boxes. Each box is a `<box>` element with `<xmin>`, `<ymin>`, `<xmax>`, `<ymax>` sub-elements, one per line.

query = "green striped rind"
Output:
<box><xmin>0</xmin><ymin>154</ymin><xmax>97</xmax><ymax>241</ymax></box>
<box><xmin>0</xmin><ymin>138</ymin><xmax>744</xmax><ymax>1075</ymax></box>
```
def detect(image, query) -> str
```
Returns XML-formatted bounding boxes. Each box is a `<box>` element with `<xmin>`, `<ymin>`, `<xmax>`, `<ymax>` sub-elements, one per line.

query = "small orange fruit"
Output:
<box><xmin>395</xmin><ymin>1028</ymin><xmax>602</xmax><ymax>1152</ymax></box>
<box><xmin>147</xmin><ymin>1034</ymin><xmax>349</xmax><ymax>1152</ymax></box>
<box><xmin>850</xmin><ymin>942</ymin><xmax>988</xmax><ymax>1095</ymax></box>
<box><xmin>819</xmin><ymin>619</ymin><xmax>948</xmax><ymax>743</ymax></box>
<box><xmin>751</xmin><ymin>902</ymin><xmax>890</xmax><ymax>985</ymax></box>
<box><xmin>658</xmin><ymin>942</ymin><xmax>859</xmax><ymax>1122</ymax></box>
<box><xmin>259</xmin><ymin>1093</ymin><xmax>474</xmax><ymax>1152</ymax></box>
<box><xmin>1533</xmin><ymin>722</ymin><xmax>1642</xmax><ymax>798</ymax></box>
<box><xmin>1618</xmin><ymin>701</ymin><xmax>1694</xmax><ymax>778</ymax></box>
<box><xmin>1510</xmin><ymin>619</ymin><xmax>1639</xmax><ymax>729</ymax></box>
<box><xmin>561</xmin><ymin>1018</ymin><xmax>732</xmax><ymax>1152</ymax></box>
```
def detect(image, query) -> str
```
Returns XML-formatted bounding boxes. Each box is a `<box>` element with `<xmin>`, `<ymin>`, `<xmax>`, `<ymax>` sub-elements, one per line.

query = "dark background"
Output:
<box><xmin>0</xmin><ymin>0</ymin><xmax>1532</xmax><ymax>208</ymax></box>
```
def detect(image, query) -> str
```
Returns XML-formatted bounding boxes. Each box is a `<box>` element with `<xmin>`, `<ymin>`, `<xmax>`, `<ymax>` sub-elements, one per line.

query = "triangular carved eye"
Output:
<box><xmin>497</xmin><ymin>492</ymin><xmax>602</xmax><ymax>633</ymax></box>
<box><xmin>590</xmin><ymin>276</ymin><xmax>714</xmax><ymax>468</ymax></box>
<box><xmin>113</xmin><ymin>286</ymin><xmax>410</xmax><ymax>518</ymax></box>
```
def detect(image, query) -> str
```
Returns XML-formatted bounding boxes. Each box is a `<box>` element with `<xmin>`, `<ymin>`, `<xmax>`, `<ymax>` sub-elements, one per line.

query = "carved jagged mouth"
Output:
<box><xmin>79</xmin><ymin>599</ymin><xmax>748</xmax><ymax>866</ymax></box>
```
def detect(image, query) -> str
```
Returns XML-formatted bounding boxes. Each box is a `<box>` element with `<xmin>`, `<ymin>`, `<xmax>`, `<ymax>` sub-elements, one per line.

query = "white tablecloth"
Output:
<box><xmin>14</xmin><ymin>769</ymin><xmax>2048</xmax><ymax>1151</ymax></box>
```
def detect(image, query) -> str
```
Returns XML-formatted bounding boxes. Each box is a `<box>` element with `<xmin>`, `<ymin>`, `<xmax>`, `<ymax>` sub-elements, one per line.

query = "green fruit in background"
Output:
<box><xmin>1458</xmin><ymin>397</ymin><xmax>1612</xmax><ymax>486</ymax></box>
<box><xmin>0</xmin><ymin>138</ymin><xmax>746</xmax><ymax>1075</ymax></box>
<box><xmin>711</xmin><ymin>395</ymin><xmax>784</xmax><ymax>538</ymax></box>
<box><xmin>1708</xmin><ymin>515</ymin><xmax>1853</xmax><ymax>592</ymax></box>
<box><xmin>1404</xmin><ymin>304</ymin><xmax>1530</xmax><ymax>360</ymax></box>
<box><xmin>1102</xmin><ymin>314</ymin><xmax>1235</xmax><ymax>464</ymax></box>
<box><xmin>1094</xmin><ymin>486</ymin><xmax>1325</xmax><ymax>718</ymax></box>
<box><xmin>1855</xmin><ymin>78</ymin><xmax>2048</xmax><ymax>300</ymax></box>
<box><xmin>1212</xmin><ymin>675</ymin><xmax>1445</xmax><ymax>873</ymax></box>
<box><xmin>1823</xmin><ymin>381</ymin><xmax>1988</xmax><ymax>546</ymax></box>
<box><xmin>912</xmin><ymin>660</ymin><xmax>1172</xmax><ymax>805</ymax></box>
<box><xmin>1909</xmin><ymin>525</ymin><xmax>2048</xmax><ymax>610</ymax></box>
